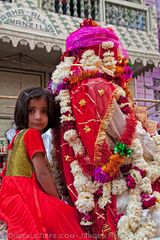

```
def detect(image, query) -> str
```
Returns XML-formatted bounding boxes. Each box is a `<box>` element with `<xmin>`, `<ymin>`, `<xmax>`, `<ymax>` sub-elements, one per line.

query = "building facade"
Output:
<box><xmin>134</xmin><ymin>0</ymin><xmax>160</xmax><ymax>126</ymax></box>
<box><xmin>0</xmin><ymin>0</ymin><xmax>160</xmax><ymax>135</ymax></box>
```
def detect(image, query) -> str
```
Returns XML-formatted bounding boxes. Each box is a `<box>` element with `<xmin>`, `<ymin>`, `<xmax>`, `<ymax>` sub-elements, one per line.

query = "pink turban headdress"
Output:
<box><xmin>65</xmin><ymin>18</ymin><xmax>128</xmax><ymax>59</ymax></box>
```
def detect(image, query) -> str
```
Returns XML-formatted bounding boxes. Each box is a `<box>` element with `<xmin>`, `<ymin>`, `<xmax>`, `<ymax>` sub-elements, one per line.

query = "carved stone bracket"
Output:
<box><xmin>128</xmin><ymin>50</ymin><xmax>160</xmax><ymax>67</ymax></box>
<box><xmin>0</xmin><ymin>26</ymin><xmax>65</xmax><ymax>52</ymax></box>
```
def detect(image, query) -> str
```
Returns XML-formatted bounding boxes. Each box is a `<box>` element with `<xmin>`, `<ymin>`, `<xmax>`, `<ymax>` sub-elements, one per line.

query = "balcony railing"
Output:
<box><xmin>41</xmin><ymin>0</ymin><xmax>148</xmax><ymax>31</ymax></box>
<box><xmin>42</xmin><ymin>0</ymin><xmax>100</xmax><ymax>21</ymax></box>
<box><xmin>104</xmin><ymin>1</ymin><xmax>147</xmax><ymax>30</ymax></box>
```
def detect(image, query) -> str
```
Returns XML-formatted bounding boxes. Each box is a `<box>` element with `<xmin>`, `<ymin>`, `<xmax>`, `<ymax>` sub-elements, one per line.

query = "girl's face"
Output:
<box><xmin>28</xmin><ymin>97</ymin><xmax>48</xmax><ymax>133</ymax></box>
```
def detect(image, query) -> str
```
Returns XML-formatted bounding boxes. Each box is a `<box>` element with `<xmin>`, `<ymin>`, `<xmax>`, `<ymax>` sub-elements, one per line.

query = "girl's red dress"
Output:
<box><xmin>0</xmin><ymin>128</ymin><xmax>91</xmax><ymax>240</ymax></box>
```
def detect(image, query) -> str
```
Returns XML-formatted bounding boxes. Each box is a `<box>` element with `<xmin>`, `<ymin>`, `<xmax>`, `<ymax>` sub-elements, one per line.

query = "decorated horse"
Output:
<box><xmin>49</xmin><ymin>19</ymin><xmax>160</xmax><ymax>240</ymax></box>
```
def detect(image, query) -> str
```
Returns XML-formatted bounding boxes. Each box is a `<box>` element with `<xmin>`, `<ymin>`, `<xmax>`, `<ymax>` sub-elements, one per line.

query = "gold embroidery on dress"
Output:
<box><xmin>6</xmin><ymin>129</ymin><xmax>33</xmax><ymax>177</ymax></box>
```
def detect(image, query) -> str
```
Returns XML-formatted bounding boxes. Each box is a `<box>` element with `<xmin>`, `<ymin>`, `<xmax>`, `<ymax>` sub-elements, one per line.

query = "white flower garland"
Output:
<box><xmin>118</xmin><ymin>212</ymin><xmax>157</xmax><ymax>240</ymax></box>
<box><xmin>112</xmin><ymin>178</ymin><xmax>128</xmax><ymax>196</ymax></box>
<box><xmin>79</xmin><ymin>48</ymin><xmax>117</xmax><ymax>76</ymax></box>
<box><xmin>57</xmin><ymin>89</ymin><xmax>101</xmax><ymax>216</ymax></box>
<box><xmin>51</xmin><ymin>57</ymin><xmax>75</xmax><ymax>84</ymax></box>
<box><xmin>70</xmin><ymin>160</ymin><xmax>100</xmax><ymax>214</ymax></box>
<box><xmin>102</xmin><ymin>41</ymin><xmax>114</xmax><ymax>49</ymax></box>
<box><xmin>80</xmin><ymin>49</ymin><xmax>102</xmax><ymax>70</ymax></box>
<box><xmin>98</xmin><ymin>182</ymin><xmax>111</xmax><ymax>209</ymax></box>
<box><xmin>115</xmin><ymin>128</ymin><xmax>160</xmax><ymax>239</ymax></box>
<box><xmin>64</xmin><ymin>130</ymin><xmax>85</xmax><ymax>156</ymax></box>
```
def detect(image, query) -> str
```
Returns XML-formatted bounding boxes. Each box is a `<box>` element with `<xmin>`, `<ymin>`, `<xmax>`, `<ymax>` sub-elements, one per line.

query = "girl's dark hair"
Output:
<box><xmin>14</xmin><ymin>87</ymin><xmax>60</xmax><ymax>133</ymax></box>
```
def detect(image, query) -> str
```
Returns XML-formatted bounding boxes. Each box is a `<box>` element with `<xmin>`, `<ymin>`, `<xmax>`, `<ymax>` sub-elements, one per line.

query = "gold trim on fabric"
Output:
<box><xmin>108</xmin><ymin>232</ymin><xmax>119</xmax><ymax>239</ymax></box>
<box><xmin>122</xmin><ymin>84</ymin><xmax>135</xmax><ymax>107</ymax></box>
<box><xmin>60</xmin><ymin>142</ymin><xmax>68</xmax><ymax>147</ymax></box>
<box><xmin>78</xmin><ymin>119</ymin><xmax>100</xmax><ymax>125</ymax></box>
<box><xmin>95</xmin><ymin>211</ymin><xmax>106</xmax><ymax>220</ymax></box>
<box><xmin>72</xmin><ymin>103</ymin><xmax>84</xmax><ymax>114</ymax></box>
<box><xmin>94</xmin><ymin>211</ymin><xmax>119</xmax><ymax>239</ymax></box>
<box><xmin>94</xmin><ymin>87</ymin><xmax>123</xmax><ymax>165</ymax></box>
<box><xmin>6</xmin><ymin>129</ymin><xmax>33</xmax><ymax>177</ymax></box>
<box><xmin>102</xmin><ymin>223</ymin><xmax>111</xmax><ymax>235</ymax></box>
<box><xmin>67</xmin><ymin>183</ymin><xmax>78</xmax><ymax>199</ymax></box>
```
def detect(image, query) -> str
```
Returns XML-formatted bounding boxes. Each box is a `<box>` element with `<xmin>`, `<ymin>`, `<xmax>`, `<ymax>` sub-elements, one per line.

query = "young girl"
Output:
<box><xmin>0</xmin><ymin>87</ymin><xmax>92</xmax><ymax>240</ymax></box>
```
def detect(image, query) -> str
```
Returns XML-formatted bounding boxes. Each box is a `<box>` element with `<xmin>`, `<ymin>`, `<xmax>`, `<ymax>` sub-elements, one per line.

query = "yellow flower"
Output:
<box><xmin>98</xmin><ymin>89</ymin><xmax>105</xmax><ymax>96</ymax></box>
<box><xmin>64</xmin><ymin>155</ymin><xmax>73</xmax><ymax>162</ymax></box>
<box><xmin>84</xmin><ymin>125</ymin><xmax>91</xmax><ymax>133</ymax></box>
<box><xmin>79</xmin><ymin>99</ymin><xmax>86</xmax><ymax>106</ymax></box>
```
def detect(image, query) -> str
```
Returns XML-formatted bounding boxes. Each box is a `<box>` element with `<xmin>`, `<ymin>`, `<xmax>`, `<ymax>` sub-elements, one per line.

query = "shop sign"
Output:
<box><xmin>0</xmin><ymin>137</ymin><xmax>8</xmax><ymax>155</ymax></box>
<box><xmin>0</xmin><ymin>8</ymin><xmax>56</xmax><ymax>34</ymax></box>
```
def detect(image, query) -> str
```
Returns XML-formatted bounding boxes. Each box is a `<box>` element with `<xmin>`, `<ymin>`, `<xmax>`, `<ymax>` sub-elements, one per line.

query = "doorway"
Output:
<box><xmin>0</xmin><ymin>67</ymin><xmax>45</xmax><ymax>136</ymax></box>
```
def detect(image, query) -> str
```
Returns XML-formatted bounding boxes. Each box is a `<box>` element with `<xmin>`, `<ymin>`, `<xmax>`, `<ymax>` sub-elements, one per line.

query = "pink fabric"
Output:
<box><xmin>66</xmin><ymin>25</ymin><xmax>128</xmax><ymax>59</ymax></box>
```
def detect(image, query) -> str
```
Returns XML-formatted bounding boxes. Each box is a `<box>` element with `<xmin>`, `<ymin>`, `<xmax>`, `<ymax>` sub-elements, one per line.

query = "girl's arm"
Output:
<box><xmin>0</xmin><ymin>162</ymin><xmax>7</xmax><ymax>178</ymax></box>
<box><xmin>32</xmin><ymin>152</ymin><xmax>60</xmax><ymax>199</ymax></box>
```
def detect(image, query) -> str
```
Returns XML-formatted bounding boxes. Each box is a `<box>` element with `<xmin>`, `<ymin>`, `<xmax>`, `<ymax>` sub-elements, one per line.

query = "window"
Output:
<box><xmin>122</xmin><ymin>0</ymin><xmax>141</xmax><ymax>2</ymax></box>
<box><xmin>0</xmin><ymin>0</ymin><xmax>12</xmax><ymax>2</ymax></box>
<box><xmin>153</xmin><ymin>78</ymin><xmax>160</xmax><ymax>115</ymax></box>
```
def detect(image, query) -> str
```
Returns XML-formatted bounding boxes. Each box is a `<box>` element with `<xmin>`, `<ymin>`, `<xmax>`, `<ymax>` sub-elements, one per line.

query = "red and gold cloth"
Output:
<box><xmin>0</xmin><ymin>129</ymin><xmax>91</xmax><ymax>240</ymax></box>
<box><xmin>60</xmin><ymin>78</ymin><xmax>121</xmax><ymax>240</ymax></box>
